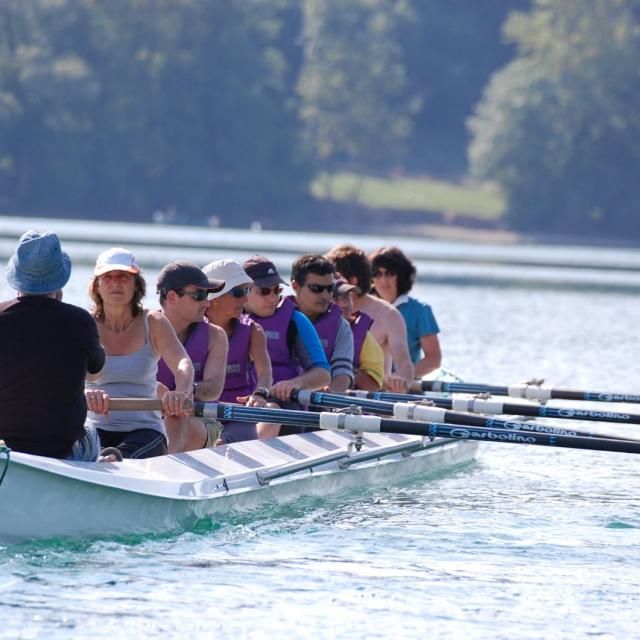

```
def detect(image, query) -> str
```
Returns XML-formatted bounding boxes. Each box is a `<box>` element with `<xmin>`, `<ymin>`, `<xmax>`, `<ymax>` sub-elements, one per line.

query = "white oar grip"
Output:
<box><xmin>508</xmin><ymin>384</ymin><xmax>552</xmax><ymax>401</ymax></box>
<box><xmin>393</xmin><ymin>403</ymin><xmax>446</xmax><ymax>422</ymax></box>
<box><xmin>319</xmin><ymin>412</ymin><xmax>382</xmax><ymax>432</ymax></box>
<box><xmin>296</xmin><ymin>389</ymin><xmax>313</xmax><ymax>405</ymax></box>
<box><xmin>452</xmin><ymin>398</ymin><xmax>505</xmax><ymax>415</ymax></box>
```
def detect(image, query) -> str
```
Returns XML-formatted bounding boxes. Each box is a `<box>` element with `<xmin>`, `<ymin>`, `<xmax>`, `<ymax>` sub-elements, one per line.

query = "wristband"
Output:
<box><xmin>252</xmin><ymin>387</ymin><xmax>270</xmax><ymax>399</ymax></box>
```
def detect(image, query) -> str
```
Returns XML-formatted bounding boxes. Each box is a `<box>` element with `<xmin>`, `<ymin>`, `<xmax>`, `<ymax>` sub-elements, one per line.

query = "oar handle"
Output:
<box><xmin>108</xmin><ymin>398</ymin><xmax>194</xmax><ymax>412</ymax></box>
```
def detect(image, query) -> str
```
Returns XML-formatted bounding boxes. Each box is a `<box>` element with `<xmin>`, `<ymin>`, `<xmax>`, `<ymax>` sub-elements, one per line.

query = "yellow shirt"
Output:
<box><xmin>358</xmin><ymin>331</ymin><xmax>384</xmax><ymax>388</ymax></box>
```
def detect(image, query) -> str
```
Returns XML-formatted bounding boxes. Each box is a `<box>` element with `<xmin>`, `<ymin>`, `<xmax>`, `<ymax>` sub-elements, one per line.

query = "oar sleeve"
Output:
<box><xmin>318</xmin><ymin>412</ymin><xmax>383</xmax><ymax>432</ymax></box>
<box><xmin>451</xmin><ymin>397</ymin><xmax>506</xmax><ymax>414</ymax></box>
<box><xmin>508</xmin><ymin>383</ymin><xmax>553</xmax><ymax>401</ymax></box>
<box><xmin>392</xmin><ymin>404</ymin><xmax>447</xmax><ymax>422</ymax></box>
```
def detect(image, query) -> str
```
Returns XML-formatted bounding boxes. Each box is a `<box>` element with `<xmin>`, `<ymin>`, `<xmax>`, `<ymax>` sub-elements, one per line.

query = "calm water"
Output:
<box><xmin>1</xmin><ymin>225</ymin><xmax>640</xmax><ymax>638</ymax></box>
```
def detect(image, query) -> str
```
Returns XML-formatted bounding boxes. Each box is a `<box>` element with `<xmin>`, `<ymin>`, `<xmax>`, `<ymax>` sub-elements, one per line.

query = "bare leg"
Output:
<box><xmin>256</xmin><ymin>422</ymin><xmax>281</xmax><ymax>439</ymax></box>
<box><xmin>165</xmin><ymin>416</ymin><xmax>208</xmax><ymax>453</ymax></box>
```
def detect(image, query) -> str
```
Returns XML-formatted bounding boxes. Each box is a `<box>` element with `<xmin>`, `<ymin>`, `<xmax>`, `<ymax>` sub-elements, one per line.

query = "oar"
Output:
<box><xmin>410</xmin><ymin>379</ymin><xmax>640</xmax><ymax>404</ymax></box>
<box><xmin>347</xmin><ymin>390</ymin><xmax>640</xmax><ymax>426</ymax></box>
<box><xmin>109</xmin><ymin>398</ymin><xmax>640</xmax><ymax>455</ymax></box>
<box><xmin>292</xmin><ymin>390</ymin><xmax>639</xmax><ymax>442</ymax></box>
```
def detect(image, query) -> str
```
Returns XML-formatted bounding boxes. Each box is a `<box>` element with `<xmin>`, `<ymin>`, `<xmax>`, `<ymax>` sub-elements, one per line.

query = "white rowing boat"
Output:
<box><xmin>0</xmin><ymin>430</ymin><xmax>476</xmax><ymax>543</ymax></box>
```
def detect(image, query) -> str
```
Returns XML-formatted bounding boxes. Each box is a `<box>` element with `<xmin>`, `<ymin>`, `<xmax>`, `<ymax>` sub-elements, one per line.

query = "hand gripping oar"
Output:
<box><xmin>292</xmin><ymin>390</ymin><xmax>640</xmax><ymax>442</ymax></box>
<box><xmin>347</xmin><ymin>390</ymin><xmax>640</xmax><ymax>427</ymax></box>
<box><xmin>109</xmin><ymin>398</ymin><xmax>640</xmax><ymax>455</ymax></box>
<box><xmin>410</xmin><ymin>379</ymin><xmax>640</xmax><ymax>405</ymax></box>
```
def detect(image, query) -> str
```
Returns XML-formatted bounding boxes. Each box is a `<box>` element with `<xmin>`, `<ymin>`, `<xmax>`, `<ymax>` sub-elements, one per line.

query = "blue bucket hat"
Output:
<box><xmin>6</xmin><ymin>229</ymin><xmax>72</xmax><ymax>294</ymax></box>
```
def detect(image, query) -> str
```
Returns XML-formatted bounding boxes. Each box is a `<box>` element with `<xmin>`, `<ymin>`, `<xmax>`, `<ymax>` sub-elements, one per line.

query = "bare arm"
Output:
<box><xmin>329</xmin><ymin>374</ymin><xmax>351</xmax><ymax>393</ymax></box>
<box><xmin>249</xmin><ymin>323</ymin><xmax>273</xmax><ymax>390</ymax></box>
<box><xmin>385</xmin><ymin>306</ymin><xmax>414</xmax><ymax>391</ymax></box>
<box><xmin>355</xmin><ymin>370</ymin><xmax>381</xmax><ymax>391</ymax></box>
<box><xmin>414</xmin><ymin>334</ymin><xmax>442</xmax><ymax>378</ymax></box>
<box><xmin>194</xmin><ymin>324</ymin><xmax>228</xmax><ymax>401</ymax></box>
<box><xmin>270</xmin><ymin>367</ymin><xmax>331</xmax><ymax>402</ymax></box>
<box><xmin>149</xmin><ymin>311</ymin><xmax>193</xmax><ymax>416</ymax></box>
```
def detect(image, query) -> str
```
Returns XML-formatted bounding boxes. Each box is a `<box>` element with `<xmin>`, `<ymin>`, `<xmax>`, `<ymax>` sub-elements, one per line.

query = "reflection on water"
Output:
<box><xmin>1</xmin><ymin>220</ymin><xmax>640</xmax><ymax>638</ymax></box>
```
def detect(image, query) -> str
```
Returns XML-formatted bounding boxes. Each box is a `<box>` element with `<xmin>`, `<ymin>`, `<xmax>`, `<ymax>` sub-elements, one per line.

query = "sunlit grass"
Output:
<box><xmin>310</xmin><ymin>172</ymin><xmax>506</xmax><ymax>220</ymax></box>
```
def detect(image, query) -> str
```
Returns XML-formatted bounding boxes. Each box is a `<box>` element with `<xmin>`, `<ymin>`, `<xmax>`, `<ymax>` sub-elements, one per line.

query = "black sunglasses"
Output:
<box><xmin>305</xmin><ymin>283</ymin><xmax>334</xmax><ymax>294</ymax></box>
<box><xmin>372</xmin><ymin>269</ymin><xmax>397</xmax><ymax>279</ymax></box>
<box><xmin>230</xmin><ymin>286</ymin><xmax>250</xmax><ymax>298</ymax></box>
<box><xmin>178</xmin><ymin>289</ymin><xmax>209</xmax><ymax>302</ymax></box>
<box><xmin>256</xmin><ymin>285</ymin><xmax>283</xmax><ymax>297</ymax></box>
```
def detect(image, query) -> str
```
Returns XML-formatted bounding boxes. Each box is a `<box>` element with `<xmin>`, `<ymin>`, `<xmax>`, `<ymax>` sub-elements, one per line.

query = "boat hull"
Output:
<box><xmin>0</xmin><ymin>431</ymin><xmax>477</xmax><ymax>543</ymax></box>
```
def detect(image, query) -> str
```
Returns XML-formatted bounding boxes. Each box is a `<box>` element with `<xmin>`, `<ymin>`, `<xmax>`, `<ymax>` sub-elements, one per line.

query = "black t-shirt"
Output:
<box><xmin>0</xmin><ymin>296</ymin><xmax>105</xmax><ymax>457</ymax></box>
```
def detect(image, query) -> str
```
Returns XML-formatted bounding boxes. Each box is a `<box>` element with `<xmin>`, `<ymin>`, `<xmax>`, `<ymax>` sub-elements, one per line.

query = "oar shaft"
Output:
<box><xmin>109</xmin><ymin>398</ymin><xmax>167</xmax><ymax>411</ymax></box>
<box><xmin>349</xmin><ymin>390</ymin><xmax>640</xmax><ymax>426</ymax></box>
<box><xmin>315</xmin><ymin>409</ymin><xmax>640</xmax><ymax>454</ymax></box>
<box><xmin>109</xmin><ymin>399</ymin><xmax>640</xmax><ymax>454</ymax></box>
<box><xmin>307</xmin><ymin>390</ymin><xmax>638</xmax><ymax>441</ymax></box>
<box><xmin>414</xmin><ymin>380</ymin><xmax>640</xmax><ymax>404</ymax></box>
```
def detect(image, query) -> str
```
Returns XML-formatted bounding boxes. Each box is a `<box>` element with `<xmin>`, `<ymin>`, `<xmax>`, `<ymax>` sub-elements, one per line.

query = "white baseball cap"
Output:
<box><xmin>94</xmin><ymin>247</ymin><xmax>141</xmax><ymax>276</ymax></box>
<box><xmin>203</xmin><ymin>259</ymin><xmax>253</xmax><ymax>299</ymax></box>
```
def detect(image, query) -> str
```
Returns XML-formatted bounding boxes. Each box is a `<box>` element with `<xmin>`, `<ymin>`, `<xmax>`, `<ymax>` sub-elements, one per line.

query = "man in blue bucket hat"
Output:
<box><xmin>0</xmin><ymin>230</ymin><xmax>105</xmax><ymax>460</ymax></box>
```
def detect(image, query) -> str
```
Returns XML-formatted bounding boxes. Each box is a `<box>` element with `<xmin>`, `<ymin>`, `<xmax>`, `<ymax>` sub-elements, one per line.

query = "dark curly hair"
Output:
<box><xmin>89</xmin><ymin>273</ymin><xmax>146</xmax><ymax>322</ymax></box>
<box><xmin>369</xmin><ymin>247</ymin><xmax>416</xmax><ymax>297</ymax></box>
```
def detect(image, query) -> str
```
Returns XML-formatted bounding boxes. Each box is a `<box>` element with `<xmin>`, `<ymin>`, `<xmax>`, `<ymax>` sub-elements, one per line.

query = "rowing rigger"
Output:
<box><xmin>411</xmin><ymin>379</ymin><xmax>640</xmax><ymax>404</ymax></box>
<box><xmin>113</xmin><ymin>399</ymin><xmax>640</xmax><ymax>455</ymax></box>
<box><xmin>348</xmin><ymin>390</ymin><xmax>640</xmax><ymax>426</ymax></box>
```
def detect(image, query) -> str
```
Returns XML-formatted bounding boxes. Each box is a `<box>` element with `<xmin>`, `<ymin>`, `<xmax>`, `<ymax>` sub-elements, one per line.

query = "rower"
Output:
<box><xmin>369</xmin><ymin>246</ymin><xmax>442</xmax><ymax>377</ymax></box>
<box><xmin>86</xmin><ymin>248</ymin><xmax>194</xmax><ymax>460</ymax></box>
<box><xmin>0</xmin><ymin>230</ymin><xmax>105</xmax><ymax>460</ymax></box>
<box><xmin>325</xmin><ymin>244</ymin><xmax>414</xmax><ymax>393</ymax></box>
<box><xmin>203</xmin><ymin>259</ymin><xmax>273</xmax><ymax>444</ymax></box>
<box><xmin>333</xmin><ymin>279</ymin><xmax>384</xmax><ymax>391</ymax></box>
<box><xmin>156</xmin><ymin>260</ymin><xmax>227</xmax><ymax>452</ymax></box>
<box><xmin>242</xmin><ymin>255</ymin><xmax>331</xmax><ymax>437</ymax></box>
<box><xmin>290</xmin><ymin>254</ymin><xmax>354</xmax><ymax>394</ymax></box>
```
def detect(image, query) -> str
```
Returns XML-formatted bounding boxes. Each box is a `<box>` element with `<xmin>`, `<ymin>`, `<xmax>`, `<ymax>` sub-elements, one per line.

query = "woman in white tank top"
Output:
<box><xmin>84</xmin><ymin>248</ymin><xmax>194</xmax><ymax>459</ymax></box>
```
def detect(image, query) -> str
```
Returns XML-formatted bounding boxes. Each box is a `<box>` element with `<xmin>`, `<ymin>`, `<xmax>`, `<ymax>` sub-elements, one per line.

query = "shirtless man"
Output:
<box><xmin>325</xmin><ymin>244</ymin><xmax>414</xmax><ymax>392</ymax></box>
<box><xmin>156</xmin><ymin>260</ymin><xmax>228</xmax><ymax>452</ymax></box>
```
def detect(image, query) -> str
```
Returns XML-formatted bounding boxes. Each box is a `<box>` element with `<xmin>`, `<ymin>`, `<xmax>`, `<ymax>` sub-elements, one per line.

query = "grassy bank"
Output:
<box><xmin>310</xmin><ymin>172</ymin><xmax>506</xmax><ymax>221</ymax></box>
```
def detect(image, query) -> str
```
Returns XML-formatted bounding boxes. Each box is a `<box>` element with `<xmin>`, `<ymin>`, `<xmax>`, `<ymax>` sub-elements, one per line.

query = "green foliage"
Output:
<box><xmin>398</xmin><ymin>0</ymin><xmax>527</xmax><ymax>175</ymax></box>
<box><xmin>469</xmin><ymin>0</ymin><xmax>640</xmax><ymax>238</ymax></box>
<box><xmin>0</xmin><ymin>0</ymin><xmax>310</xmax><ymax>224</ymax></box>
<box><xmin>311</xmin><ymin>172</ymin><xmax>504</xmax><ymax>219</ymax></box>
<box><xmin>298</xmin><ymin>0</ymin><xmax>411</xmax><ymax>171</ymax></box>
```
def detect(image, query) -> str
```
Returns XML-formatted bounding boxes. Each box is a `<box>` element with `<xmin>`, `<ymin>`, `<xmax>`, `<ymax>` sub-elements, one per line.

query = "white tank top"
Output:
<box><xmin>86</xmin><ymin>311</ymin><xmax>164</xmax><ymax>434</ymax></box>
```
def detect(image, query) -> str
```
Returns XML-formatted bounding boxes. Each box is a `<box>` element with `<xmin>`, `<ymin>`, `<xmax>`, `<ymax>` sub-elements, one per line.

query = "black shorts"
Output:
<box><xmin>98</xmin><ymin>428</ymin><xmax>168</xmax><ymax>459</ymax></box>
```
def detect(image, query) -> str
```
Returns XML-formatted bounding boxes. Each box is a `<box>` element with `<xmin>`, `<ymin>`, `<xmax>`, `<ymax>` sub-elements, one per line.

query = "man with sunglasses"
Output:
<box><xmin>243</xmin><ymin>256</ymin><xmax>331</xmax><ymax>437</ymax></box>
<box><xmin>290</xmin><ymin>255</ymin><xmax>354</xmax><ymax>394</ymax></box>
<box><xmin>156</xmin><ymin>260</ymin><xmax>227</xmax><ymax>452</ymax></box>
<box><xmin>325</xmin><ymin>244</ymin><xmax>414</xmax><ymax>393</ymax></box>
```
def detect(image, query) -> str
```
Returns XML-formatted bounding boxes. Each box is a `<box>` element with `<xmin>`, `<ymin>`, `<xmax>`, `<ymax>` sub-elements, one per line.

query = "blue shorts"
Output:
<box><xmin>66</xmin><ymin>425</ymin><xmax>100</xmax><ymax>462</ymax></box>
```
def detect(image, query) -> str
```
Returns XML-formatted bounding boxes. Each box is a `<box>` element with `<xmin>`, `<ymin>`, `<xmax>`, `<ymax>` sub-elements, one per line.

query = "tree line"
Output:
<box><xmin>1</xmin><ymin>0</ymin><xmax>639</xmax><ymax>240</ymax></box>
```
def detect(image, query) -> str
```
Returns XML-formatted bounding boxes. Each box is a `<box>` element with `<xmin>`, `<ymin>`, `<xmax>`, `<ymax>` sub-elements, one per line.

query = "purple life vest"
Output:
<box><xmin>313</xmin><ymin>302</ymin><xmax>343</xmax><ymax>360</ymax></box>
<box><xmin>249</xmin><ymin>297</ymin><xmax>302</xmax><ymax>383</ymax></box>
<box><xmin>350</xmin><ymin>311</ymin><xmax>374</xmax><ymax>369</ymax></box>
<box><xmin>220</xmin><ymin>315</ymin><xmax>255</xmax><ymax>403</ymax></box>
<box><xmin>157</xmin><ymin>320</ymin><xmax>209</xmax><ymax>390</ymax></box>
